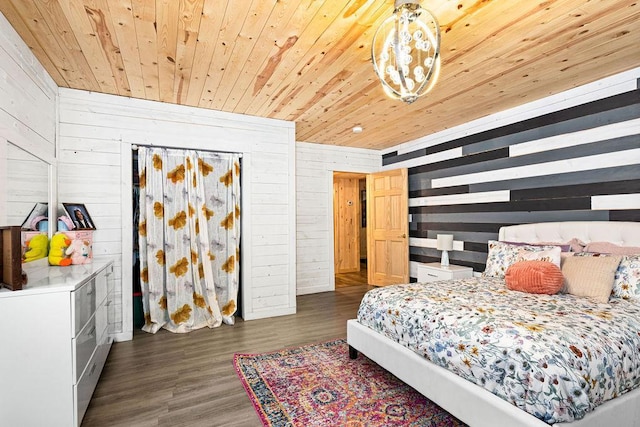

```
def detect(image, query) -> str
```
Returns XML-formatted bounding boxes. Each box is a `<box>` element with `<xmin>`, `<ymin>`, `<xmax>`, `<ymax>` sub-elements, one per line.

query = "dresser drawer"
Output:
<box><xmin>74</xmin><ymin>278</ymin><xmax>97</xmax><ymax>336</ymax></box>
<box><xmin>75</xmin><ymin>342</ymin><xmax>110</xmax><ymax>426</ymax></box>
<box><xmin>74</xmin><ymin>314</ymin><xmax>98</xmax><ymax>382</ymax></box>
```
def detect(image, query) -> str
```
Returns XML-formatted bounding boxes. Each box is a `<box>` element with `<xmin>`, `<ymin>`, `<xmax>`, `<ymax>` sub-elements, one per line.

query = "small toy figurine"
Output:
<box><xmin>23</xmin><ymin>234</ymin><xmax>49</xmax><ymax>263</ymax></box>
<box><xmin>48</xmin><ymin>232</ymin><xmax>72</xmax><ymax>266</ymax></box>
<box><xmin>66</xmin><ymin>239</ymin><xmax>92</xmax><ymax>265</ymax></box>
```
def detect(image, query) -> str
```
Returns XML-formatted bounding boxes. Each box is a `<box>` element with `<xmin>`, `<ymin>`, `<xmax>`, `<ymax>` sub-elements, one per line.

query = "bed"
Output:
<box><xmin>347</xmin><ymin>221</ymin><xmax>640</xmax><ymax>426</ymax></box>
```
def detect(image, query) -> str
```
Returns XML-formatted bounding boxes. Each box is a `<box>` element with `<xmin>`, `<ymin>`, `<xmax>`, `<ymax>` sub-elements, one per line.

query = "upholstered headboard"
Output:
<box><xmin>499</xmin><ymin>221</ymin><xmax>640</xmax><ymax>247</ymax></box>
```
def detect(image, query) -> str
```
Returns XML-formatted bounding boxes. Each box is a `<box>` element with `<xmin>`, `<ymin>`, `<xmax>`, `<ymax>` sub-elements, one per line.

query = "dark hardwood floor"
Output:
<box><xmin>82</xmin><ymin>284</ymin><xmax>372</xmax><ymax>427</ymax></box>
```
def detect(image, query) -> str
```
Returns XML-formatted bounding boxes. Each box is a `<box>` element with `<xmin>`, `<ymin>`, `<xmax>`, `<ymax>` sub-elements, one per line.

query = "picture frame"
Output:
<box><xmin>21</xmin><ymin>202</ymin><xmax>48</xmax><ymax>230</ymax></box>
<box><xmin>62</xmin><ymin>203</ymin><xmax>96</xmax><ymax>230</ymax></box>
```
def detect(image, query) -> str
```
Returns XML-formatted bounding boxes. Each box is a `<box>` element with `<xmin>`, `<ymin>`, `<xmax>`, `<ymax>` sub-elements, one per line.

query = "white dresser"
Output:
<box><xmin>417</xmin><ymin>262</ymin><xmax>473</xmax><ymax>283</ymax></box>
<box><xmin>0</xmin><ymin>259</ymin><xmax>115</xmax><ymax>427</ymax></box>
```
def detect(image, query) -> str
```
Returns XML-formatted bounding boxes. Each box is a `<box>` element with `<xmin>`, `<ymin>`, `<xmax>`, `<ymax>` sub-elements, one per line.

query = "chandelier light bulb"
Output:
<box><xmin>372</xmin><ymin>0</ymin><xmax>441</xmax><ymax>104</ymax></box>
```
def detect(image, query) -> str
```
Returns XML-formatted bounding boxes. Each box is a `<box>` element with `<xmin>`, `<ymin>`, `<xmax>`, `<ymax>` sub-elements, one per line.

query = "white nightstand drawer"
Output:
<box><xmin>417</xmin><ymin>263</ymin><xmax>473</xmax><ymax>283</ymax></box>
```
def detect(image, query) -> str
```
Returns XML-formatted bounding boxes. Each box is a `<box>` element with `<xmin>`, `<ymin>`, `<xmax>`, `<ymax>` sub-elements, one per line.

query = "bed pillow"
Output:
<box><xmin>503</xmin><ymin>241</ymin><xmax>572</xmax><ymax>252</ymax></box>
<box><xmin>612</xmin><ymin>255</ymin><xmax>640</xmax><ymax>301</ymax></box>
<box><xmin>505</xmin><ymin>261</ymin><xmax>564</xmax><ymax>295</ymax></box>
<box><xmin>561</xmin><ymin>255</ymin><xmax>622</xmax><ymax>303</ymax></box>
<box><xmin>583</xmin><ymin>242</ymin><xmax>640</xmax><ymax>255</ymax></box>
<box><xmin>483</xmin><ymin>241</ymin><xmax>558</xmax><ymax>278</ymax></box>
<box><xmin>516</xmin><ymin>246</ymin><xmax>562</xmax><ymax>267</ymax></box>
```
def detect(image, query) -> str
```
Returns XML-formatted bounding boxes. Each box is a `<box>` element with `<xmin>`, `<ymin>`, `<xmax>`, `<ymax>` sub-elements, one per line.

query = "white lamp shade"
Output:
<box><xmin>436</xmin><ymin>234</ymin><xmax>453</xmax><ymax>251</ymax></box>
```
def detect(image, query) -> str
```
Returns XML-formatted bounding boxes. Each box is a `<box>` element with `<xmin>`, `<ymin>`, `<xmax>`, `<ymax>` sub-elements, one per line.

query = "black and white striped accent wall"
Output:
<box><xmin>383</xmin><ymin>72</ymin><xmax>640</xmax><ymax>275</ymax></box>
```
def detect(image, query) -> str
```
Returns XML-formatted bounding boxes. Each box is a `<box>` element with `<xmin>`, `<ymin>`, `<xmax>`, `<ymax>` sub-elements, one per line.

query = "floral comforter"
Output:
<box><xmin>356</xmin><ymin>277</ymin><xmax>640</xmax><ymax>424</ymax></box>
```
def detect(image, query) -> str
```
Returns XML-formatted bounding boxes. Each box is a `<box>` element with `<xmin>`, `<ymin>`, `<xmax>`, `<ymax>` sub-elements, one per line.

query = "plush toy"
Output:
<box><xmin>23</xmin><ymin>234</ymin><xmax>49</xmax><ymax>263</ymax></box>
<box><xmin>65</xmin><ymin>239</ymin><xmax>92</xmax><ymax>265</ymax></box>
<box><xmin>48</xmin><ymin>232</ymin><xmax>72</xmax><ymax>266</ymax></box>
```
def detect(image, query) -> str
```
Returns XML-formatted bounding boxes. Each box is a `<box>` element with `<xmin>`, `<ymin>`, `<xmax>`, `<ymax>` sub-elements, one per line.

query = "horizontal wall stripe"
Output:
<box><xmin>385</xmin><ymin>89</ymin><xmax>640</xmax><ymax>166</ymax></box>
<box><xmin>610</xmin><ymin>210</ymin><xmax>640</xmax><ymax>221</ymax></box>
<box><xmin>409</xmin><ymin>147</ymin><xmax>509</xmax><ymax>175</ymax></box>
<box><xmin>409</xmin><ymin>190</ymin><xmax>510</xmax><ymax>207</ymax></box>
<box><xmin>464</xmin><ymin>242</ymin><xmax>488</xmax><ymax>253</ymax></box>
<box><xmin>462</xmin><ymin>103</ymin><xmax>640</xmax><ymax>157</ymax></box>
<box><xmin>510</xmin><ymin>118</ymin><xmax>640</xmax><ymax>157</ymax></box>
<box><xmin>385</xmin><ymin>147</ymin><xmax>464</xmax><ymax>168</ymax></box>
<box><xmin>471</xmin><ymin>165</ymin><xmax>640</xmax><ymax>193</ymax></box>
<box><xmin>432</xmin><ymin>149</ymin><xmax>640</xmax><ymax>188</ymax></box>
<box><xmin>592</xmin><ymin>194</ymin><xmax>640</xmax><ymax>210</ymax></box>
<box><xmin>410</xmin><ymin>198</ymin><xmax>592</xmax><ymax>214</ymax></box>
<box><xmin>512</xmin><ymin>180</ymin><xmax>640</xmax><ymax>201</ymax></box>
<box><xmin>411</xmin><ymin>230</ymin><xmax>498</xmax><ymax>244</ymax></box>
<box><xmin>411</xmin><ymin>210</ymin><xmax>610</xmax><ymax>224</ymax></box>
<box><xmin>410</xmin><ymin>253</ymin><xmax>486</xmax><ymax>272</ymax></box>
<box><xmin>409</xmin><ymin>238</ymin><xmax>465</xmax><ymax>251</ymax></box>
<box><xmin>412</xmin><ymin>136</ymin><xmax>636</xmax><ymax>185</ymax></box>
<box><xmin>409</xmin><ymin>185</ymin><xmax>469</xmax><ymax>198</ymax></box>
<box><xmin>382</xmin><ymin>151</ymin><xmax>397</xmax><ymax>160</ymax></box>
<box><xmin>417</xmin><ymin>222</ymin><xmax>508</xmax><ymax>233</ymax></box>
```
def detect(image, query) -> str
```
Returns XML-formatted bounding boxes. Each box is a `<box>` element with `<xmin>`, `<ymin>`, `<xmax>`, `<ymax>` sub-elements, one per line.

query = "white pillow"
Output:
<box><xmin>483</xmin><ymin>241</ymin><xmax>559</xmax><ymax>279</ymax></box>
<box><xmin>516</xmin><ymin>246</ymin><xmax>562</xmax><ymax>268</ymax></box>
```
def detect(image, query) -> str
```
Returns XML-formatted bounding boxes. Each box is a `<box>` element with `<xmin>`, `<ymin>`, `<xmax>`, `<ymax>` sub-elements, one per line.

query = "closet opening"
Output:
<box><xmin>131</xmin><ymin>146</ymin><xmax>243</xmax><ymax>333</ymax></box>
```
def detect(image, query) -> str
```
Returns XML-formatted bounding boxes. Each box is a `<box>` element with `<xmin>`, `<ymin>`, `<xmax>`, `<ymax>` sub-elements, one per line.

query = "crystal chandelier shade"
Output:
<box><xmin>372</xmin><ymin>0</ymin><xmax>441</xmax><ymax>104</ymax></box>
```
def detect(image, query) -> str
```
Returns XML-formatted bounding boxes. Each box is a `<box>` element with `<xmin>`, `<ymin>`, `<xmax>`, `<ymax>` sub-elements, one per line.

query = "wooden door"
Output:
<box><xmin>366</xmin><ymin>168</ymin><xmax>409</xmax><ymax>286</ymax></box>
<box><xmin>333</xmin><ymin>176</ymin><xmax>361</xmax><ymax>273</ymax></box>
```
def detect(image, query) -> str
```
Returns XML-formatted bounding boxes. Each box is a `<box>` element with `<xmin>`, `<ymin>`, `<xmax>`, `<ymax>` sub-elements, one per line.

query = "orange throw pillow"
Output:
<box><xmin>505</xmin><ymin>261</ymin><xmax>564</xmax><ymax>295</ymax></box>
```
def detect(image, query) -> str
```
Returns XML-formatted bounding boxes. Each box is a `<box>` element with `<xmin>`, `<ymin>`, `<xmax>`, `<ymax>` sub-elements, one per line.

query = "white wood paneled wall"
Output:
<box><xmin>0</xmin><ymin>12</ymin><xmax>57</xmax><ymax>226</ymax></box>
<box><xmin>295</xmin><ymin>142</ymin><xmax>380</xmax><ymax>295</ymax></box>
<box><xmin>57</xmin><ymin>88</ymin><xmax>296</xmax><ymax>340</ymax></box>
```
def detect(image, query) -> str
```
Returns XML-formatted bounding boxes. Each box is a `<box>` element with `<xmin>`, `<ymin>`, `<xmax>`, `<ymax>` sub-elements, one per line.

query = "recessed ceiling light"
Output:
<box><xmin>352</xmin><ymin>125</ymin><xmax>363</xmax><ymax>133</ymax></box>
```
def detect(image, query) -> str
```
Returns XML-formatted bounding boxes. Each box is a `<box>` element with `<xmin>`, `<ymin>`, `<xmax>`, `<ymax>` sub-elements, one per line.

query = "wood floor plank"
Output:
<box><xmin>82</xmin><ymin>284</ymin><xmax>371</xmax><ymax>426</ymax></box>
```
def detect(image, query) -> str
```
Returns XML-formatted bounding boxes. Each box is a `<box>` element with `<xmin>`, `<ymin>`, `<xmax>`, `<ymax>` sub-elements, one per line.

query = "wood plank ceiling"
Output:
<box><xmin>1</xmin><ymin>1</ymin><xmax>638</xmax><ymax>150</ymax></box>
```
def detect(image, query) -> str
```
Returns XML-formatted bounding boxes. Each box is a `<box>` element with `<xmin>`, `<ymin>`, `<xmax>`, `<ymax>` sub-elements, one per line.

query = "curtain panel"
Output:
<box><xmin>138</xmin><ymin>147</ymin><xmax>241</xmax><ymax>333</ymax></box>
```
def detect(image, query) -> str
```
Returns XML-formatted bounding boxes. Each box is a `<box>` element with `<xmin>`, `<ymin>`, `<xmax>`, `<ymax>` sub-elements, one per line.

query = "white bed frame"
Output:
<box><xmin>347</xmin><ymin>221</ymin><xmax>640</xmax><ymax>427</ymax></box>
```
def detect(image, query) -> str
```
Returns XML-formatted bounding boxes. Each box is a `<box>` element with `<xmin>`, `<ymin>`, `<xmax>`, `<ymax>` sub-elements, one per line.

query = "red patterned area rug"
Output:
<box><xmin>233</xmin><ymin>339</ymin><xmax>466</xmax><ymax>427</ymax></box>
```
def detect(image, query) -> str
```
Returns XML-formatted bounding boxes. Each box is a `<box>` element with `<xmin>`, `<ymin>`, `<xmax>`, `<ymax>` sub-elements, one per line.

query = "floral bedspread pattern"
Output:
<box><xmin>356</xmin><ymin>278</ymin><xmax>640</xmax><ymax>424</ymax></box>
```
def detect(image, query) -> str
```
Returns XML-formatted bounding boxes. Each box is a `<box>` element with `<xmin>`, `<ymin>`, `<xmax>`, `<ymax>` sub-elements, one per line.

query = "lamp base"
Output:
<box><xmin>440</xmin><ymin>250</ymin><xmax>449</xmax><ymax>267</ymax></box>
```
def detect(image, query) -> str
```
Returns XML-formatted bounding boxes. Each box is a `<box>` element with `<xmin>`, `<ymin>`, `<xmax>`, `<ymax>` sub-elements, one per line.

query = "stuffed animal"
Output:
<box><xmin>23</xmin><ymin>234</ymin><xmax>49</xmax><ymax>263</ymax></box>
<box><xmin>65</xmin><ymin>239</ymin><xmax>92</xmax><ymax>265</ymax></box>
<box><xmin>48</xmin><ymin>232</ymin><xmax>72</xmax><ymax>266</ymax></box>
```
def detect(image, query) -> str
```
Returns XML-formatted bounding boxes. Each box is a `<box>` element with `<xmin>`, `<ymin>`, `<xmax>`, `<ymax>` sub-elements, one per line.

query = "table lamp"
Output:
<box><xmin>436</xmin><ymin>234</ymin><xmax>453</xmax><ymax>267</ymax></box>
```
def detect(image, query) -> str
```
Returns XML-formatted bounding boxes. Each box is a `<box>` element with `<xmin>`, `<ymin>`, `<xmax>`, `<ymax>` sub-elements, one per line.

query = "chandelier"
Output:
<box><xmin>372</xmin><ymin>0</ymin><xmax>441</xmax><ymax>104</ymax></box>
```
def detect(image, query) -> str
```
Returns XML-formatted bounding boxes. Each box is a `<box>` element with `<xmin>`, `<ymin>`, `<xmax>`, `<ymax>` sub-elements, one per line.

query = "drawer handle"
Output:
<box><xmin>427</xmin><ymin>273</ymin><xmax>438</xmax><ymax>277</ymax></box>
<box><xmin>88</xmin><ymin>326</ymin><xmax>96</xmax><ymax>337</ymax></box>
<box><xmin>89</xmin><ymin>362</ymin><xmax>97</xmax><ymax>377</ymax></box>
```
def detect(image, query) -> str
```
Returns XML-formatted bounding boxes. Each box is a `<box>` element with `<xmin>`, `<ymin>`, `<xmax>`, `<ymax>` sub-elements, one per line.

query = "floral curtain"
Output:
<box><xmin>138</xmin><ymin>147</ymin><xmax>241</xmax><ymax>333</ymax></box>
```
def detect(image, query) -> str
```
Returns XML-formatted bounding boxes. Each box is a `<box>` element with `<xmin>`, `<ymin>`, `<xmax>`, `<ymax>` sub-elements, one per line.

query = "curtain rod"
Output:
<box><xmin>131</xmin><ymin>144</ymin><xmax>242</xmax><ymax>158</ymax></box>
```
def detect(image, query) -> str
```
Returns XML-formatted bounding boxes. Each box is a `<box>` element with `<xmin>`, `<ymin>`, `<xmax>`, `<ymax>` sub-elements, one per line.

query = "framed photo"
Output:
<box><xmin>62</xmin><ymin>203</ymin><xmax>96</xmax><ymax>230</ymax></box>
<box><xmin>21</xmin><ymin>202</ymin><xmax>48</xmax><ymax>230</ymax></box>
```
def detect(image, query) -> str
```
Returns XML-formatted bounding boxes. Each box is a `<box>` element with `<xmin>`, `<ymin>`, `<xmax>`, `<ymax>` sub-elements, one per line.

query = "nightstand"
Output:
<box><xmin>417</xmin><ymin>262</ymin><xmax>473</xmax><ymax>283</ymax></box>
